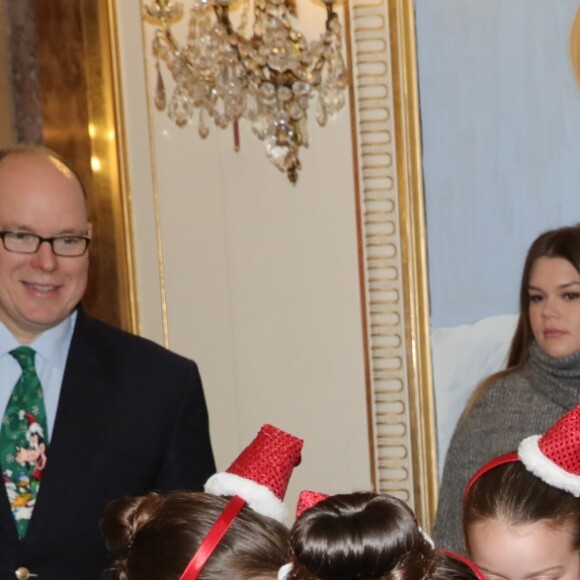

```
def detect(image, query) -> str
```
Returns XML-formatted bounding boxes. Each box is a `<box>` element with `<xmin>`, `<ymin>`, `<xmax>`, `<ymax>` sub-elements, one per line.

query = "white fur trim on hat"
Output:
<box><xmin>204</xmin><ymin>471</ymin><xmax>288</xmax><ymax>522</ymax></box>
<box><xmin>519</xmin><ymin>435</ymin><xmax>580</xmax><ymax>497</ymax></box>
<box><xmin>28</xmin><ymin>422</ymin><xmax>43</xmax><ymax>436</ymax></box>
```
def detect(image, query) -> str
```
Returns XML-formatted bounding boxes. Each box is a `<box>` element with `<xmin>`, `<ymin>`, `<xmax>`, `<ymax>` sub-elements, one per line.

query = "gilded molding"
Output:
<box><xmin>570</xmin><ymin>3</ymin><xmax>580</xmax><ymax>91</ymax></box>
<box><xmin>81</xmin><ymin>0</ymin><xmax>138</xmax><ymax>333</ymax></box>
<box><xmin>345</xmin><ymin>0</ymin><xmax>437</xmax><ymax>528</ymax></box>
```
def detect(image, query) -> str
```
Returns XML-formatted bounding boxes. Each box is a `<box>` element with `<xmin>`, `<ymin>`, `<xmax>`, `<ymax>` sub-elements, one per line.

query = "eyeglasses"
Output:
<box><xmin>0</xmin><ymin>231</ymin><xmax>91</xmax><ymax>257</ymax></box>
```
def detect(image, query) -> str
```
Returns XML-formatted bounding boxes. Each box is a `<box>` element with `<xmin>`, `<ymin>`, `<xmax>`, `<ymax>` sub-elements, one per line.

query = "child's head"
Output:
<box><xmin>102</xmin><ymin>423</ymin><xmax>303</xmax><ymax>580</ymax></box>
<box><xmin>101</xmin><ymin>491</ymin><xmax>290</xmax><ymax>580</ymax></box>
<box><xmin>288</xmin><ymin>491</ymin><xmax>430</xmax><ymax>579</ymax></box>
<box><xmin>463</xmin><ymin>403</ymin><xmax>580</xmax><ymax>580</ymax></box>
<box><xmin>285</xmin><ymin>491</ymin><xmax>481</xmax><ymax>580</ymax></box>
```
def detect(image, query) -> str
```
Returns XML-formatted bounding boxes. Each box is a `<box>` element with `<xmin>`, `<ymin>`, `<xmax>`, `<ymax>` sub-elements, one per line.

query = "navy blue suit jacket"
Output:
<box><xmin>0</xmin><ymin>307</ymin><xmax>216</xmax><ymax>579</ymax></box>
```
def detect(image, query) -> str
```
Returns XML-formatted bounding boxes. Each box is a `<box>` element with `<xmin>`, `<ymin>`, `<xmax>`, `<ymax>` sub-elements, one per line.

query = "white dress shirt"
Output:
<box><xmin>0</xmin><ymin>311</ymin><xmax>76</xmax><ymax>441</ymax></box>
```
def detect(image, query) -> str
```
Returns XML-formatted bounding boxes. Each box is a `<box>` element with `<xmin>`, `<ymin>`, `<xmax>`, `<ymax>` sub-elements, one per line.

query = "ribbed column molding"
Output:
<box><xmin>345</xmin><ymin>0</ymin><xmax>437</xmax><ymax>528</ymax></box>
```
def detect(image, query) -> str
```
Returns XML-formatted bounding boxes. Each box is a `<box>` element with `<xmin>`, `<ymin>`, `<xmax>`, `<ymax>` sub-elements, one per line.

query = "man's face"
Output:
<box><xmin>0</xmin><ymin>153</ymin><xmax>91</xmax><ymax>343</ymax></box>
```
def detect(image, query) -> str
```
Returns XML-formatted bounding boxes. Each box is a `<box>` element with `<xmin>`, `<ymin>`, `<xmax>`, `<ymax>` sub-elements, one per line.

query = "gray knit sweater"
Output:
<box><xmin>432</xmin><ymin>341</ymin><xmax>580</xmax><ymax>553</ymax></box>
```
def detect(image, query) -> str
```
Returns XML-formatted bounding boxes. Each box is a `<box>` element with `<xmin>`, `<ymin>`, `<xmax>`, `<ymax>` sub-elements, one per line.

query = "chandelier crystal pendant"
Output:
<box><xmin>144</xmin><ymin>0</ymin><xmax>348</xmax><ymax>183</ymax></box>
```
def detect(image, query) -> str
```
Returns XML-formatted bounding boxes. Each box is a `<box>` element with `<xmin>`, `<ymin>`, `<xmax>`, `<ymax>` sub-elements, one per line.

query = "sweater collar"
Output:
<box><xmin>525</xmin><ymin>341</ymin><xmax>580</xmax><ymax>407</ymax></box>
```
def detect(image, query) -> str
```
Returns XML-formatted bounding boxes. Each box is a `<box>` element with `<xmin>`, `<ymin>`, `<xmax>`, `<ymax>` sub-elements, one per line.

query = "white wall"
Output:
<box><xmin>114</xmin><ymin>0</ymin><xmax>372</xmax><ymax>514</ymax></box>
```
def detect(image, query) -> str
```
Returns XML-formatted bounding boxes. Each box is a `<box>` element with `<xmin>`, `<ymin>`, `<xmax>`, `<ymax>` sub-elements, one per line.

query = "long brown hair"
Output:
<box><xmin>101</xmin><ymin>491</ymin><xmax>289</xmax><ymax>580</ymax></box>
<box><xmin>464</xmin><ymin>224</ymin><xmax>580</xmax><ymax>413</ymax></box>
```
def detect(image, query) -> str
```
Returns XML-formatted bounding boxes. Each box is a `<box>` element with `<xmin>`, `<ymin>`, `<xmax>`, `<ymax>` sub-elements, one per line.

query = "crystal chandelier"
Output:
<box><xmin>144</xmin><ymin>0</ymin><xmax>348</xmax><ymax>183</ymax></box>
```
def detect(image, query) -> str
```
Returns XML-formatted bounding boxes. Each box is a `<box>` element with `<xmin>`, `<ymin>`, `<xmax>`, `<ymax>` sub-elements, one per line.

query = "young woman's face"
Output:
<box><xmin>468</xmin><ymin>517</ymin><xmax>580</xmax><ymax>580</ymax></box>
<box><xmin>528</xmin><ymin>256</ymin><xmax>580</xmax><ymax>359</ymax></box>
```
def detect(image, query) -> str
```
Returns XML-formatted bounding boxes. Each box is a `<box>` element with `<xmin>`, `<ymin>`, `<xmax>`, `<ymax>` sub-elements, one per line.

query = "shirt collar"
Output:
<box><xmin>0</xmin><ymin>311</ymin><xmax>77</xmax><ymax>371</ymax></box>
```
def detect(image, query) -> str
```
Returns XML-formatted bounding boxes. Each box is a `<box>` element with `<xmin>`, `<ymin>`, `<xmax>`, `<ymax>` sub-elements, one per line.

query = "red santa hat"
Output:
<box><xmin>18</xmin><ymin>411</ymin><xmax>44</xmax><ymax>439</ymax></box>
<box><xmin>204</xmin><ymin>423</ymin><xmax>303</xmax><ymax>522</ymax></box>
<box><xmin>277</xmin><ymin>490</ymin><xmax>330</xmax><ymax>580</ymax></box>
<box><xmin>295</xmin><ymin>489</ymin><xmax>329</xmax><ymax>518</ymax></box>
<box><xmin>518</xmin><ymin>404</ymin><xmax>580</xmax><ymax>497</ymax></box>
<box><xmin>180</xmin><ymin>424</ymin><xmax>303</xmax><ymax>580</ymax></box>
<box><xmin>465</xmin><ymin>404</ymin><xmax>580</xmax><ymax>501</ymax></box>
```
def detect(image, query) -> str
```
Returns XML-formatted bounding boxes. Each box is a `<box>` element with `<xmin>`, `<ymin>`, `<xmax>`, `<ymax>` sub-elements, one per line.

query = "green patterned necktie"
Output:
<box><xmin>0</xmin><ymin>347</ymin><xmax>49</xmax><ymax>538</ymax></box>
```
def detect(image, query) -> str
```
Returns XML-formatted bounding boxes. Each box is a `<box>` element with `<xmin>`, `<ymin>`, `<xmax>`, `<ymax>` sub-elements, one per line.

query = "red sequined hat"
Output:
<box><xmin>295</xmin><ymin>490</ymin><xmax>329</xmax><ymax>518</ymax></box>
<box><xmin>519</xmin><ymin>404</ymin><xmax>580</xmax><ymax>497</ymax></box>
<box><xmin>204</xmin><ymin>424</ymin><xmax>303</xmax><ymax>522</ymax></box>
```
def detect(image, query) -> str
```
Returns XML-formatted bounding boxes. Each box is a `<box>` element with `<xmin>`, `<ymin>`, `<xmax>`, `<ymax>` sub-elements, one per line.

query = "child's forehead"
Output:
<box><xmin>469</xmin><ymin>515</ymin><xmax>572</xmax><ymax>539</ymax></box>
<box><xmin>468</xmin><ymin>517</ymin><xmax>578</xmax><ymax>580</ymax></box>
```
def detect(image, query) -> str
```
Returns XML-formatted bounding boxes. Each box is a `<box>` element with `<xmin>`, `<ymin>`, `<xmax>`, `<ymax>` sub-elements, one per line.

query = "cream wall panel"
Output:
<box><xmin>115</xmin><ymin>0</ymin><xmax>165</xmax><ymax>344</ymax></box>
<box><xmin>115</xmin><ymin>0</ymin><xmax>372</xmax><ymax>509</ymax></box>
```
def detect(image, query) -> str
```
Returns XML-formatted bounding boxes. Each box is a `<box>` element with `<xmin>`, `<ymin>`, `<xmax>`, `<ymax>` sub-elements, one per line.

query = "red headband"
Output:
<box><xmin>179</xmin><ymin>495</ymin><xmax>247</xmax><ymax>580</ymax></box>
<box><xmin>438</xmin><ymin>549</ymin><xmax>486</xmax><ymax>580</ymax></box>
<box><xmin>463</xmin><ymin>452</ymin><xmax>519</xmax><ymax>501</ymax></box>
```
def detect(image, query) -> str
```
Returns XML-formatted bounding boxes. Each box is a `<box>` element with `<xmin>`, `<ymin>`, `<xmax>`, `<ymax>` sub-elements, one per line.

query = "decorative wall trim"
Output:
<box><xmin>345</xmin><ymin>0</ymin><xmax>437</xmax><ymax>528</ymax></box>
<box><xmin>136</xmin><ymin>0</ymin><xmax>436</xmax><ymax>527</ymax></box>
<box><xmin>81</xmin><ymin>0</ymin><xmax>138</xmax><ymax>332</ymax></box>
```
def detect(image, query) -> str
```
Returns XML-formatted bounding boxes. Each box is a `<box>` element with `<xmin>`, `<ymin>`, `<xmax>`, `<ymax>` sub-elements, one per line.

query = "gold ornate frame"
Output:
<box><xmin>35</xmin><ymin>0</ymin><xmax>137</xmax><ymax>332</ymax></box>
<box><xmin>345</xmin><ymin>0</ymin><xmax>437</xmax><ymax>527</ymax></box>
<box><xmin>81</xmin><ymin>0</ymin><xmax>137</xmax><ymax>332</ymax></box>
<box><xmin>570</xmin><ymin>2</ymin><xmax>580</xmax><ymax>91</ymax></box>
